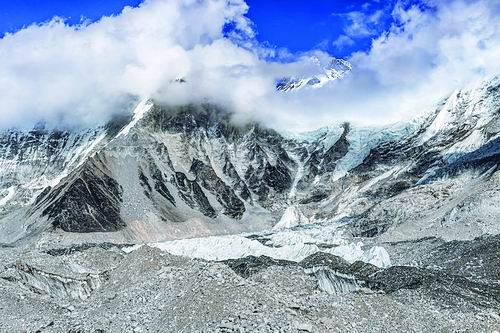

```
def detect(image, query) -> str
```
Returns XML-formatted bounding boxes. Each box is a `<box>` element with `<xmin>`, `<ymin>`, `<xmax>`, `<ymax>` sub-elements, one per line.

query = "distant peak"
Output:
<box><xmin>276</xmin><ymin>57</ymin><xmax>351</xmax><ymax>92</ymax></box>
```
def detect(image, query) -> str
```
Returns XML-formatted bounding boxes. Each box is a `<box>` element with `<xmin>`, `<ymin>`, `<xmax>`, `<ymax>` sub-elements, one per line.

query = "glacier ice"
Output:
<box><xmin>273</xmin><ymin>205</ymin><xmax>310</xmax><ymax>230</ymax></box>
<box><xmin>126</xmin><ymin>223</ymin><xmax>392</xmax><ymax>268</ymax></box>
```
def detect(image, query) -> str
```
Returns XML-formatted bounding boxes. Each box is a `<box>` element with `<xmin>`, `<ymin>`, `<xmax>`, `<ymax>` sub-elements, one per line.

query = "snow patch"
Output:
<box><xmin>445</xmin><ymin>129</ymin><xmax>486</xmax><ymax>162</ymax></box>
<box><xmin>288</xmin><ymin>151</ymin><xmax>305</xmax><ymax>199</ymax></box>
<box><xmin>45</xmin><ymin>131</ymin><xmax>107</xmax><ymax>188</ymax></box>
<box><xmin>0</xmin><ymin>187</ymin><xmax>15</xmax><ymax>206</ymax></box>
<box><xmin>359</xmin><ymin>166</ymin><xmax>399</xmax><ymax>192</ymax></box>
<box><xmin>421</xmin><ymin>91</ymin><xmax>460</xmax><ymax>142</ymax></box>
<box><xmin>322</xmin><ymin>242</ymin><xmax>391</xmax><ymax>268</ymax></box>
<box><xmin>363</xmin><ymin>246</ymin><xmax>392</xmax><ymax>268</ymax></box>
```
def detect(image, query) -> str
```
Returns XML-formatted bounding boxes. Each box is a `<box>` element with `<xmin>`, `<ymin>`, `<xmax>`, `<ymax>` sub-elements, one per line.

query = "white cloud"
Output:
<box><xmin>270</xmin><ymin>0</ymin><xmax>500</xmax><ymax>130</ymax></box>
<box><xmin>332</xmin><ymin>35</ymin><xmax>355</xmax><ymax>51</ymax></box>
<box><xmin>343</xmin><ymin>9</ymin><xmax>385</xmax><ymax>38</ymax></box>
<box><xmin>0</xmin><ymin>0</ymin><xmax>264</xmax><ymax>129</ymax></box>
<box><xmin>340</xmin><ymin>0</ymin><xmax>500</xmax><ymax>124</ymax></box>
<box><xmin>0</xmin><ymin>0</ymin><xmax>499</xmax><ymax>131</ymax></box>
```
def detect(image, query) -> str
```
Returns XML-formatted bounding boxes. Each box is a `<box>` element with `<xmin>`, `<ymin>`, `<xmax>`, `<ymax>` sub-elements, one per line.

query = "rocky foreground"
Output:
<box><xmin>1</xmin><ymin>231</ymin><xmax>499</xmax><ymax>332</ymax></box>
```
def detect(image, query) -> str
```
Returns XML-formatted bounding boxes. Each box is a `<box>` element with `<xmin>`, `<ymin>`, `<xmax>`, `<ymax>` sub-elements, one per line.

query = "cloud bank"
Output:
<box><xmin>0</xmin><ymin>0</ymin><xmax>499</xmax><ymax>131</ymax></box>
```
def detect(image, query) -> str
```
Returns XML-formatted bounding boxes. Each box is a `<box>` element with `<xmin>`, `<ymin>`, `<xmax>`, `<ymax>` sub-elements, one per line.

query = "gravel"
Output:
<box><xmin>0</xmin><ymin>243</ymin><xmax>499</xmax><ymax>332</ymax></box>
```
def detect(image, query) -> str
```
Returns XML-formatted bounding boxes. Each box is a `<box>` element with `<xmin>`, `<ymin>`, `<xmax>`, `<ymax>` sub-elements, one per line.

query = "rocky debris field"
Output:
<box><xmin>1</xmin><ymin>235</ymin><xmax>499</xmax><ymax>333</ymax></box>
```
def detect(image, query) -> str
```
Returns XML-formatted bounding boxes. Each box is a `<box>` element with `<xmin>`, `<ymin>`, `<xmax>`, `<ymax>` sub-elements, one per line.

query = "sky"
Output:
<box><xmin>0</xmin><ymin>0</ymin><xmax>391</xmax><ymax>57</ymax></box>
<box><xmin>0</xmin><ymin>0</ymin><xmax>499</xmax><ymax>131</ymax></box>
<box><xmin>0</xmin><ymin>1</ymin><xmax>142</xmax><ymax>33</ymax></box>
<box><xmin>246</xmin><ymin>0</ymin><xmax>393</xmax><ymax>57</ymax></box>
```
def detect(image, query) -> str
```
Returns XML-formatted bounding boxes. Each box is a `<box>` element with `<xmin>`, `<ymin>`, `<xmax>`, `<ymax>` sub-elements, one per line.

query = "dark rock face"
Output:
<box><xmin>138</xmin><ymin>168</ymin><xmax>153</xmax><ymax>198</ymax></box>
<box><xmin>174</xmin><ymin>172</ymin><xmax>217</xmax><ymax>218</ymax></box>
<box><xmin>223</xmin><ymin>255</ymin><xmax>293</xmax><ymax>278</ymax></box>
<box><xmin>221</xmin><ymin>155</ymin><xmax>252</xmax><ymax>202</ymax></box>
<box><xmin>190</xmin><ymin>159</ymin><xmax>245</xmax><ymax>219</ymax></box>
<box><xmin>145</xmin><ymin>104</ymin><xmax>234</xmax><ymax>134</ymax></box>
<box><xmin>0</xmin><ymin>128</ymin><xmax>67</xmax><ymax>167</ymax></box>
<box><xmin>0</xmin><ymin>127</ymin><xmax>104</xmax><ymax>207</ymax></box>
<box><xmin>262</xmin><ymin>160</ymin><xmax>293</xmax><ymax>194</ymax></box>
<box><xmin>145</xmin><ymin>103</ymin><xmax>294</xmax><ymax>208</ymax></box>
<box><xmin>149</xmin><ymin>164</ymin><xmax>176</xmax><ymax>206</ymax></box>
<box><xmin>440</xmin><ymin>136</ymin><xmax>500</xmax><ymax>177</ymax></box>
<box><xmin>238</xmin><ymin>129</ymin><xmax>294</xmax><ymax>203</ymax></box>
<box><xmin>40</xmin><ymin>156</ymin><xmax>125</xmax><ymax>233</ymax></box>
<box><xmin>299</xmin><ymin>191</ymin><xmax>328</xmax><ymax>204</ymax></box>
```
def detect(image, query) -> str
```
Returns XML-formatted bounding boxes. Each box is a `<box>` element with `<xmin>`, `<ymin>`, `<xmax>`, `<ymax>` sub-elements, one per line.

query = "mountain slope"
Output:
<box><xmin>0</xmin><ymin>77</ymin><xmax>499</xmax><ymax>247</ymax></box>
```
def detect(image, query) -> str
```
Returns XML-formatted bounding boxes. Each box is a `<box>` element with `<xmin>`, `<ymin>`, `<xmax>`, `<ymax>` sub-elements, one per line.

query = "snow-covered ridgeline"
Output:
<box><xmin>116</xmin><ymin>99</ymin><xmax>154</xmax><ymax>138</ymax></box>
<box><xmin>421</xmin><ymin>77</ymin><xmax>500</xmax><ymax>145</ymax></box>
<box><xmin>0</xmin><ymin>128</ymin><xmax>108</xmax><ymax>211</ymax></box>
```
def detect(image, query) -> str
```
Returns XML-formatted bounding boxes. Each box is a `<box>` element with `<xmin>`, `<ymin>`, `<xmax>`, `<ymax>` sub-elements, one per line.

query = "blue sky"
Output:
<box><xmin>245</xmin><ymin>0</ymin><xmax>393</xmax><ymax>57</ymax></box>
<box><xmin>0</xmin><ymin>0</ymin><xmax>394</xmax><ymax>57</ymax></box>
<box><xmin>0</xmin><ymin>1</ymin><xmax>141</xmax><ymax>35</ymax></box>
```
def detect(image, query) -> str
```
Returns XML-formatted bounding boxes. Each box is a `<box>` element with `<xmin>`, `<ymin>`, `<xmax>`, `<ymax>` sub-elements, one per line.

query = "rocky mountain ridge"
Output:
<box><xmin>0</xmin><ymin>77</ymin><xmax>499</xmax><ymax>248</ymax></box>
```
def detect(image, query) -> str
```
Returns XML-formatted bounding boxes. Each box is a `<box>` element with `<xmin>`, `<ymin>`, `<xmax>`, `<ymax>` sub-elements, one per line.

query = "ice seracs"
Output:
<box><xmin>273</xmin><ymin>205</ymin><xmax>310</xmax><ymax>230</ymax></box>
<box><xmin>126</xmin><ymin>221</ymin><xmax>393</xmax><ymax>268</ymax></box>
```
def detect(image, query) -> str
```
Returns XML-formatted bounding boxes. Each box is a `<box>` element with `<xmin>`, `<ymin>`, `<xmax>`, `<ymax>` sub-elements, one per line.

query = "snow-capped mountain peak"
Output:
<box><xmin>276</xmin><ymin>57</ymin><xmax>351</xmax><ymax>92</ymax></box>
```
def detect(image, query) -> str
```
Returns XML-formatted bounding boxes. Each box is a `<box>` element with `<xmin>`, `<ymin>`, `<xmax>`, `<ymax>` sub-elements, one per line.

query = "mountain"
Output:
<box><xmin>276</xmin><ymin>57</ymin><xmax>352</xmax><ymax>92</ymax></box>
<box><xmin>1</xmin><ymin>76</ymin><xmax>499</xmax><ymax>248</ymax></box>
<box><xmin>1</xmin><ymin>76</ymin><xmax>500</xmax><ymax>332</ymax></box>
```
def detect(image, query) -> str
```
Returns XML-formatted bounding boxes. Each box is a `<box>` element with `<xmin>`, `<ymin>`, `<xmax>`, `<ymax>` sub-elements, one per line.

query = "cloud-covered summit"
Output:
<box><xmin>1</xmin><ymin>0</ymin><xmax>499</xmax><ymax>131</ymax></box>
